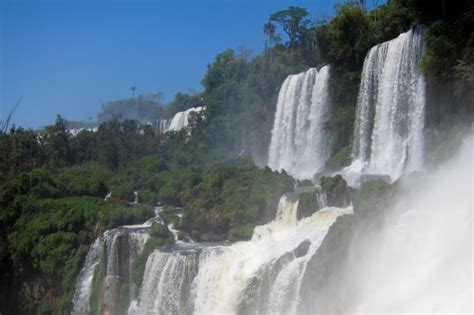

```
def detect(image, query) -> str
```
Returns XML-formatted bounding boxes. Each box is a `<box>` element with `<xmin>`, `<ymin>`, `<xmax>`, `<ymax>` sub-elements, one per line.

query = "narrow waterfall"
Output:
<box><xmin>71</xmin><ymin>226</ymin><xmax>149</xmax><ymax>314</ymax></box>
<box><xmin>158</xmin><ymin>119</ymin><xmax>170</xmax><ymax>134</ymax></box>
<box><xmin>268</xmin><ymin>66</ymin><xmax>331</xmax><ymax>180</ymax></box>
<box><xmin>129</xmin><ymin>195</ymin><xmax>352</xmax><ymax>315</ymax></box>
<box><xmin>71</xmin><ymin>239</ymin><xmax>101</xmax><ymax>315</ymax></box>
<box><xmin>348</xmin><ymin>27</ymin><xmax>426</xmax><ymax>183</ymax></box>
<box><xmin>165</xmin><ymin>106</ymin><xmax>204</xmax><ymax>133</ymax></box>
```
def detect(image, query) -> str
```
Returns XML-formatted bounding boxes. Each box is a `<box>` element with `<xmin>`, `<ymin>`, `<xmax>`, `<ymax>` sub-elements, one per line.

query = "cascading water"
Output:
<box><xmin>71</xmin><ymin>224</ymin><xmax>151</xmax><ymax>314</ymax></box>
<box><xmin>268</xmin><ymin>66</ymin><xmax>331</xmax><ymax>179</ymax></box>
<box><xmin>165</xmin><ymin>106</ymin><xmax>204</xmax><ymax>133</ymax></box>
<box><xmin>128</xmin><ymin>195</ymin><xmax>352</xmax><ymax>315</ymax></box>
<box><xmin>346</xmin><ymin>27</ymin><xmax>426</xmax><ymax>184</ymax></box>
<box><xmin>159</xmin><ymin>119</ymin><xmax>170</xmax><ymax>134</ymax></box>
<box><xmin>72</xmin><ymin>239</ymin><xmax>101</xmax><ymax>315</ymax></box>
<box><xmin>71</xmin><ymin>26</ymin><xmax>469</xmax><ymax>315</ymax></box>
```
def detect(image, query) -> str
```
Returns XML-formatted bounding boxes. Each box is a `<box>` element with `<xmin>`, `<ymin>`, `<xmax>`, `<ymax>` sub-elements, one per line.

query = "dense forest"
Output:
<box><xmin>0</xmin><ymin>0</ymin><xmax>472</xmax><ymax>313</ymax></box>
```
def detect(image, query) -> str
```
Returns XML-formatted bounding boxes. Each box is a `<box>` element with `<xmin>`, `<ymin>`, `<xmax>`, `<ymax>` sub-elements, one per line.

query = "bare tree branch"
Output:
<box><xmin>1</xmin><ymin>97</ymin><xmax>22</xmax><ymax>133</ymax></box>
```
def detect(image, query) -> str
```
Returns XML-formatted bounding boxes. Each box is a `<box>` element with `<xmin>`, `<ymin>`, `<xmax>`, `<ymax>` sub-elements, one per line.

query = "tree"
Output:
<box><xmin>130</xmin><ymin>86</ymin><xmax>137</xmax><ymax>98</ymax></box>
<box><xmin>269</xmin><ymin>6</ymin><xmax>311</xmax><ymax>48</ymax></box>
<box><xmin>41</xmin><ymin>115</ymin><xmax>73</xmax><ymax>167</ymax></box>
<box><xmin>263</xmin><ymin>22</ymin><xmax>280</xmax><ymax>51</ymax></box>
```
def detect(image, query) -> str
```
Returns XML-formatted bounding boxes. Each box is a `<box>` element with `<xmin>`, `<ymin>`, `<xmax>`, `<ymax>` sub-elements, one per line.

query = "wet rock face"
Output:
<box><xmin>104</xmin><ymin>229</ymin><xmax>131</xmax><ymax>315</ymax></box>
<box><xmin>294</xmin><ymin>240</ymin><xmax>311</xmax><ymax>258</ymax></box>
<box><xmin>96</xmin><ymin>228</ymin><xmax>146</xmax><ymax>315</ymax></box>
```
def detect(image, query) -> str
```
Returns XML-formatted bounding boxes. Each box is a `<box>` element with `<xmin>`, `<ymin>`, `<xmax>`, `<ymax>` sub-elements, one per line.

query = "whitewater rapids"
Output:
<box><xmin>129</xmin><ymin>195</ymin><xmax>352</xmax><ymax>315</ymax></box>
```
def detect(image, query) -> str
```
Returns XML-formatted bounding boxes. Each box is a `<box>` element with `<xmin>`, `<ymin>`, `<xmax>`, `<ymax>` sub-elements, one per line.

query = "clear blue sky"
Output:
<box><xmin>1</xmin><ymin>0</ymin><xmax>381</xmax><ymax>128</ymax></box>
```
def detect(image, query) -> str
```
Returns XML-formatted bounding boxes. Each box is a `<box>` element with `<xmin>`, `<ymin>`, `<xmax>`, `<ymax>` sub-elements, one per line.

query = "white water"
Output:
<box><xmin>268</xmin><ymin>66</ymin><xmax>331</xmax><ymax>179</ymax></box>
<box><xmin>165</xmin><ymin>106</ymin><xmax>204</xmax><ymax>133</ymax></box>
<box><xmin>71</xmin><ymin>239</ymin><xmax>101</xmax><ymax>315</ymax></box>
<box><xmin>71</xmin><ymin>226</ymin><xmax>150</xmax><ymax>314</ymax></box>
<box><xmin>128</xmin><ymin>250</ymin><xmax>200</xmax><ymax>314</ymax></box>
<box><xmin>71</xmin><ymin>26</ymin><xmax>468</xmax><ymax>315</ymax></box>
<box><xmin>344</xmin><ymin>27</ymin><xmax>426</xmax><ymax>185</ymax></box>
<box><xmin>130</xmin><ymin>195</ymin><xmax>352</xmax><ymax>315</ymax></box>
<box><xmin>159</xmin><ymin>119</ymin><xmax>170</xmax><ymax>134</ymax></box>
<box><xmin>332</xmin><ymin>135</ymin><xmax>473</xmax><ymax>314</ymax></box>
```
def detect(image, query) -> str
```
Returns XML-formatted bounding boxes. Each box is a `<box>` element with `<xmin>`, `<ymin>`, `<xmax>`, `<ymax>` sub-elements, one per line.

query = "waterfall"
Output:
<box><xmin>165</xmin><ymin>107</ymin><xmax>204</xmax><ymax>133</ymax></box>
<box><xmin>71</xmin><ymin>239</ymin><xmax>101</xmax><ymax>315</ymax></box>
<box><xmin>128</xmin><ymin>250</ymin><xmax>200</xmax><ymax>314</ymax></box>
<box><xmin>268</xmin><ymin>66</ymin><xmax>331</xmax><ymax>180</ymax></box>
<box><xmin>347</xmin><ymin>27</ymin><xmax>426</xmax><ymax>183</ymax></box>
<box><xmin>159</xmin><ymin>119</ymin><xmax>170</xmax><ymax>134</ymax></box>
<box><xmin>129</xmin><ymin>195</ymin><xmax>352</xmax><ymax>315</ymax></box>
<box><xmin>71</xmin><ymin>226</ymin><xmax>149</xmax><ymax>314</ymax></box>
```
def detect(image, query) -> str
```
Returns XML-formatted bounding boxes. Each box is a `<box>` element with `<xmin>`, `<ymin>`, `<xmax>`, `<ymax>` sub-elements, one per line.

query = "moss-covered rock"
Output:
<box><xmin>228</xmin><ymin>223</ymin><xmax>255</xmax><ymax>241</ymax></box>
<box><xmin>297</xmin><ymin>192</ymin><xmax>317</xmax><ymax>220</ymax></box>
<box><xmin>353</xmin><ymin>179</ymin><xmax>396</xmax><ymax>220</ymax></box>
<box><xmin>320</xmin><ymin>175</ymin><xmax>351</xmax><ymax>207</ymax></box>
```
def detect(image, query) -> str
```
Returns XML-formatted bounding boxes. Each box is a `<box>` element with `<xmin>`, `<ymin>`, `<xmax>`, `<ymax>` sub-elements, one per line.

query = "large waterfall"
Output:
<box><xmin>129</xmin><ymin>195</ymin><xmax>351</xmax><ymax>315</ymax></box>
<box><xmin>347</xmin><ymin>27</ymin><xmax>426</xmax><ymax>183</ymax></box>
<box><xmin>72</xmin><ymin>195</ymin><xmax>352</xmax><ymax>314</ymax></box>
<box><xmin>69</xmin><ymin>27</ymin><xmax>470</xmax><ymax>315</ymax></box>
<box><xmin>72</xmin><ymin>224</ymin><xmax>150</xmax><ymax>314</ymax></box>
<box><xmin>268</xmin><ymin>66</ymin><xmax>331</xmax><ymax>180</ymax></box>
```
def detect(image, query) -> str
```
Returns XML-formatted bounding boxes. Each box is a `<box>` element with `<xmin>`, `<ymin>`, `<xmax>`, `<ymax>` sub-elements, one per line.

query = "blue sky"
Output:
<box><xmin>1</xmin><ymin>0</ymin><xmax>380</xmax><ymax>128</ymax></box>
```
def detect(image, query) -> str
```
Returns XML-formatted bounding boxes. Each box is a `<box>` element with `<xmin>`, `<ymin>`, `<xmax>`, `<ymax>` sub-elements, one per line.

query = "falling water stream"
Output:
<box><xmin>268</xmin><ymin>66</ymin><xmax>331</xmax><ymax>179</ymax></box>
<box><xmin>71</xmin><ymin>27</ymin><xmax>471</xmax><ymax>315</ymax></box>
<box><xmin>345</xmin><ymin>27</ymin><xmax>426</xmax><ymax>184</ymax></box>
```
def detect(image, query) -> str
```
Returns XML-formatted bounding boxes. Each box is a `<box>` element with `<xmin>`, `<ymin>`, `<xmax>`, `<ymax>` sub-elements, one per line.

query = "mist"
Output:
<box><xmin>333</xmin><ymin>134</ymin><xmax>472</xmax><ymax>313</ymax></box>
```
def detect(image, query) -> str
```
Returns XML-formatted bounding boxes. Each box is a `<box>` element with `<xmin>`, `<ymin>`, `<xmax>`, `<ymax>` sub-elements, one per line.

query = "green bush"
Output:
<box><xmin>228</xmin><ymin>224</ymin><xmax>255</xmax><ymax>241</ymax></box>
<box><xmin>57</xmin><ymin>162</ymin><xmax>112</xmax><ymax>197</ymax></box>
<box><xmin>297</xmin><ymin>192</ymin><xmax>316</xmax><ymax>219</ymax></box>
<box><xmin>320</xmin><ymin>175</ymin><xmax>350</xmax><ymax>207</ymax></box>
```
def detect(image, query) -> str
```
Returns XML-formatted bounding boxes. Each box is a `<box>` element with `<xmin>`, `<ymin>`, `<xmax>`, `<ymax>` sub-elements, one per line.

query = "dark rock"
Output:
<box><xmin>294</xmin><ymin>240</ymin><xmax>311</xmax><ymax>258</ymax></box>
<box><xmin>200</xmin><ymin>232</ymin><xmax>225</xmax><ymax>242</ymax></box>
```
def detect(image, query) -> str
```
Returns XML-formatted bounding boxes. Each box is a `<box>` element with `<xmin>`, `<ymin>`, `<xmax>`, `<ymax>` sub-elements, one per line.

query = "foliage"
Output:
<box><xmin>354</xmin><ymin>179</ymin><xmax>394</xmax><ymax>216</ymax></box>
<box><xmin>269</xmin><ymin>6</ymin><xmax>311</xmax><ymax>48</ymax></box>
<box><xmin>97</xmin><ymin>93</ymin><xmax>164</xmax><ymax>124</ymax></box>
<box><xmin>320</xmin><ymin>175</ymin><xmax>350</xmax><ymax>207</ymax></box>
<box><xmin>110</xmin><ymin>146</ymin><xmax>294</xmax><ymax>241</ymax></box>
<box><xmin>0</xmin><ymin>163</ymin><xmax>153</xmax><ymax>314</ymax></box>
<box><xmin>57</xmin><ymin>162</ymin><xmax>112</xmax><ymax>197</ymax></box>
<box><xmin>1</xmin><ymin>1</ymin><xmax>472</xmax><ymax>313</ymax></box>
<box><xmin>297</xmin><ymin>192</ymin><xmax>317</xmax><ymax>220</ymax></box>
<box><xmin>420</xmin><ymin>5</ymin><xmax>474</xmax><ymax>119</ymax></box>
<box><xmin>202</xmin><ymin>46</ymin><xmax>307</xmax><ymax>161</ymax></box>
<box><xmin>325</xmin><ymin>145</ymin><xmax>351</xmax><ymax>170</ymax></box>
<box><xmin>162</xmin><ymin>92</ymin><xmax>203</xmax><ymax>119</ymax></box>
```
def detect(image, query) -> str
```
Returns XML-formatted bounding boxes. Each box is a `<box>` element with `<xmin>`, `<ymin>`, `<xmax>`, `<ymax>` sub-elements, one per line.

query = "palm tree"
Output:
<box><xmin>130</xmin><ymin>86</ymin><xmax>137</xmax><ymax>98</ymax></box>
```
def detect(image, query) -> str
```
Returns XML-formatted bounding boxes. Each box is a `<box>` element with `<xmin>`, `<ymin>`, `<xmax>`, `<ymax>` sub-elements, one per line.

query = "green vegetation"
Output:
<box><xmin>98</xmin><ymin>92</ymin><xmax>164</xmax><ymax>123</ymax></box>
<box><xmin>0</xmin><ymin>1</ymin><xmax>472</xmax><ymax>314</ymax></box>
<box><xmin>354</xmin><ymin>179</ymin><xmax>395</xmax><ymax>217</ymax></box>
<box><xmin>320</xmin><ymin>175</ymin><xmax>351</xmax><ymax>207</ymax></box>
<box><xmin>0</xmin><ymin>115</ymin><xmax>292</xmax><ymax>313</ymax></box>
<box><xmin>297</xmin><ymin>192</ymin><xmax>317</xmax><ymax>220</ymax></box>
